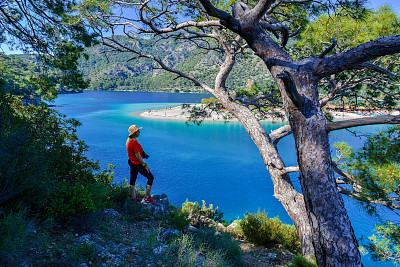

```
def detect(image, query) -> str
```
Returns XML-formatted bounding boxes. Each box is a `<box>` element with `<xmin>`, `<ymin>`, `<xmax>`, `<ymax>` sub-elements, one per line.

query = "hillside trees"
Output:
<box><xmin>0</xmin><ymin>0</ymin><xmax>97</xmax><ymax>99</ymax></box>
<box><xmin>78</xmin><ymin>0</ymin><xmax>400</xmax><ymax>265</ymax></box>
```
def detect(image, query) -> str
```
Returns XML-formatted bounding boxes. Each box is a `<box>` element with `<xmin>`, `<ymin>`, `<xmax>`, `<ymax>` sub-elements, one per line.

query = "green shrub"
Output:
<box><xmin>192</xmin><ymin>226</ymin><xmax>243</xmax><ymax>265</ymax></box>
<box><xmin>48</xmin><ymin>182</ymin><xmax>97</xmax><ymax>223</ymax></box>
<box><xmin>182</xmin><ymin>199</ymin><xmax>226</xmax><ymax>225</ymax></box>
<box><xmin>240</xmin><ymin>210</ymin><xmax>300</xmax><ymax>252</ymax></box>
<box><xmin>69</xmin><ymin>241</ymin><xmax>97</xmax><ymax>265</ymax></box>
<box><xmin>104</xmin><ymin>179</ymin><xmax>131</xmax><ymax>207</ymax></box>
<box><xmin>0</xmin><ymin>93</ymin><xmax>109</xmax><ymax>216</ymax></box>
<box><xmin>288</xmin><ymin>254</ymin><xmax>317</xmax><ymax>267</ymax></box>
<box><xmin>164</xmin><ymin>231</ymin><xmax>240</xmax><ymax>266</ymax></box>
<box><xmin>169</xmin><ymin>206</ymin><xmax>190</xmax><ymax>231</ymax></box>
<box><xmin>231</xmin><ymin>219</ymin><xmax>244</xmax><ymax>236</ymax></box>
<box><xmin>165</xmin><ymin>234</ymin><xmax>200</xmax><ymax>266</ymax></box>
<box><xmin>0</xmin><ymin>206</ymin><xmax>30</xmax><ymax>259</ymax></box>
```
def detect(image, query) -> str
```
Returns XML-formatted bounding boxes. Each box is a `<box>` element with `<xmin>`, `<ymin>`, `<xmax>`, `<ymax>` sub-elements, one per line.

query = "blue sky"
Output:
<box><xmin>1</xmin><ymin>0</ymin><xmax>399</xmax><ymax>55</ymax></box>
<box><xmin>368</xmin><ymin>0</ymin><xmax>400</xmax><ymax>14</ymax></box>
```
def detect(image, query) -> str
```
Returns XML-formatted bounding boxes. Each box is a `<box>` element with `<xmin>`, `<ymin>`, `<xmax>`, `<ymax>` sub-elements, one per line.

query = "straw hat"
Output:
<box><xmin>128</xmin><ymin>125</ymin><xmax>142</xmax><ymax>136</ymax></box>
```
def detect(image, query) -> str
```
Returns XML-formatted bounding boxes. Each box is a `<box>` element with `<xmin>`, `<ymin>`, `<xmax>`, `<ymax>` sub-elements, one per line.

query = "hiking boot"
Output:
<box><xmin>144</xmin><ymin>196</ymin><xmax>156</xmax><ymax>203</ymax></box>
<box><xmin>131</xmin><ymin>197</ymin><xmax>142</xmax><ymax>202</ymax></box>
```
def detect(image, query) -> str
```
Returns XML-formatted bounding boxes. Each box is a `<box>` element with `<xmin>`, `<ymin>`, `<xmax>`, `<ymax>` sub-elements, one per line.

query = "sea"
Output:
<box><xmin>50</xmin><ymin>90</ymin><xmax>397</xmax><ymax>266</ymax></box>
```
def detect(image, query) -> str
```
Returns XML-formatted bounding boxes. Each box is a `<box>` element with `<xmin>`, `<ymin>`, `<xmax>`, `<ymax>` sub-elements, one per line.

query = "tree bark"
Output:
<box><xmin>212</xmin><ymin>52</ymin><xmax>316</xmax><ymax>257</ymax></box>
<box><xmin>233</xmin><ymin>13</ymin><xmax>363</xmax><ymax>267</ymax></box>
<box><xmin>286</xmin><ymin>72</ymin><xmax>362</xmax><ymax>266</ymax></box>
<box><xmin>214</xmin><ymin>80</ymin><xmax>315</xmax><ymax>258</ymax></box>
<box><xmin>199</xmin><ymin>1</ymin><xmax>365</xmax><ymax>264</ymax></box>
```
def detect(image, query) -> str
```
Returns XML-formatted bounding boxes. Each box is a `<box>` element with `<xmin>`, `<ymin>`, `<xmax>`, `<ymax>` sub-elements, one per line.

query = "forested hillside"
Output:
<box><xmin>78</xmin><ymin>36</ymin><xmax>272</xmax><ymax>92</ymax></box>
<box><xmin>0</xmin><ymin>53</ymin><xmax>39</xmax><ymax>96</ymax></box>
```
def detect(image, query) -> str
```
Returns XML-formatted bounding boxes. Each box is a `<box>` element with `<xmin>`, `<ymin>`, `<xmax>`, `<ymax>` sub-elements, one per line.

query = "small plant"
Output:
<box><xmin>287</xmin><ymin>254</ymin><xmax>317</xmax><ymax>267</ymax></box>
<box><xmin>69</xmin><ymin>241</ymin><xmax>97</xmax><ymax>265</ymax></box>
<box><xmin>181</xmin><ymin>199</ymin><xmax>226</xmax><ymax>226</ymax></box>
<box><xmin>240</xmin><ymin>210</ymin><xmax>300</xmax><ymax>253</ymax></box>
<box><xmin>169</xmin><ymin>205</ymin><xmax>190</xmax><ymax>231</ymax></box>
<box><xmin>105</xmin><ymin>179</ymin><xmax>131</xmax><ymax>207</ymax></box>
<box><xmin>0</xmin><ymin>206</ymin><xmax>30</xmax><ymax>260</ymax></box>
<box><xmin>136</xmin><ymin>227</ymin><xmax>165</xmax><ymax>265</ymax></box>
<box><xmin>165</xmin><ymin>234</ymin><xmax>200</xmax><ymax>266</ymax></box>
<box><xmin>48</xmin><ymin>182</ymin><xmax>97</xmax><ymax>223</ymax></box>
<box><xmin>192</xmin><ymin>226</ymin><xmax>243</xmax><ymax>265</ymax></box>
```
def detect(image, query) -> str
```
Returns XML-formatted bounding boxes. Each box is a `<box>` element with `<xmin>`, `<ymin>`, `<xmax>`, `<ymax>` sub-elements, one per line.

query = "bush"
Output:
<box><xmin>192</xmin><ymin>226</ymin><xmax>243</xmax><ymax>265</ymax></box>
<box><xmin>164</xmin><ymin>230</ymin><xmax>242</xmax><ymax>266</ymax></box>
<box><xmin>104</xmin><ymin>179</ymin><xmax>131</xmax><ymax>208</ymax></box>
<box><xmin>240</xmin><ymin>210</ymin><xmax>300</xmax><ymax>252</ymax></box>
<box><xmin>0</xmin><ymin>92</ymin><xmax>123</xmax><ymax>224</ymax></box>
<box><xmin>169</xmin><ymin>206</ymin><xmax>190</xmax><ymax>231</ymax></box>
<box><xmin>0</xmin><ymin>206</ymin><xmax>30</xmax><ymax>260</ymax></box>
<box><xmin>0</xmin><ymin>93</ymin><xmax>103</xmax><ymax>213</ymax></box>
<box><xmin>48</xmin><ymin>182</ymin><xmax>97</xmax><ymax>223</ymax></box>
<box><xmin>181</xmin><ymin>199</ymin><xmax>226</xmax><ymax>226</ymax></box>
<box><xmin>288</xmin><ymin>254</ymin><xmax>317</xmax><ymax>267</ymax></box>
<box><xmin>69</xmin><ymin>241</ymin><xmax>97</xmax><ymax>265</ymax></box>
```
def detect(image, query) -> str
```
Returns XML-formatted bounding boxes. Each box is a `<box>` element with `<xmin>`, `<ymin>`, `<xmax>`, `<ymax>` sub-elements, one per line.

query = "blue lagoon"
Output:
<box><xmin>52</xmin><ymin>90</ymin><xmax>396</xmax><ymax>266</ymax></box>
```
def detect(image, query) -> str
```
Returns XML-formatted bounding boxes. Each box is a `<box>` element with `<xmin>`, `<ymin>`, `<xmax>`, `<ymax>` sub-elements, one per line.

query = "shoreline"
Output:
<box><xmin>138</xmin><ymin>104</ymin><xmax>385</xmax><ymax>122</ymax></box>
<box><xmin>139</xmin><ymin>104</ymin><xmax>285</xmax><ymax>122</ymax></box>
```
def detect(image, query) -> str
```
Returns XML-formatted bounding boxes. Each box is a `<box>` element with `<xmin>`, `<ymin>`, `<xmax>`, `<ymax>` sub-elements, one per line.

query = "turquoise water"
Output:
<box><xmin>52</xmin><ymin>91</ymin><xmax>396</xmax><ymax>266</ymax></box>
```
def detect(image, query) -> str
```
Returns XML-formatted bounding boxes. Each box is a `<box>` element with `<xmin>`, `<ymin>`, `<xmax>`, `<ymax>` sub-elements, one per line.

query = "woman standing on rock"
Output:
<box><xmin>126</xmin><ymin>124</ymin><xmax>156</xmax><ymax>203</ymax></box>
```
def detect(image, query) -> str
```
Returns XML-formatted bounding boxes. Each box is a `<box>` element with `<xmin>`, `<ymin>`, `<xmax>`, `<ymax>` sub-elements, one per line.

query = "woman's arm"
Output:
<box><xmin>135</xmin><ymin>152</ymin><xmax>151</xmax><ymax>172</ymax></box>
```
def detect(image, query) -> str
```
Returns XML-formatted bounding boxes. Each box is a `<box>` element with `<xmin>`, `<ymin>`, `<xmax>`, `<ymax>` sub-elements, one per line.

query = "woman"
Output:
<box><xmin>126</xmin><ymin>124</ymin><xmax>156</xmax><ymax>203</ymax></box>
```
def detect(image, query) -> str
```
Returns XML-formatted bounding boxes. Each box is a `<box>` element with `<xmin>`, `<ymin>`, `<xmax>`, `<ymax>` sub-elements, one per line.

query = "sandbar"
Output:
<box><xmin>138</xmin><ymin>104</ymin><xmax>389</xmax><ymax>122</ymax></box>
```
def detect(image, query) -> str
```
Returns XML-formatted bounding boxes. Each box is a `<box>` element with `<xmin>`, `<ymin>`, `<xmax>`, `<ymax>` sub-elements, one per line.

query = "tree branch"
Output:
<box><xmin>260</xmin><ymin>16</ymin><xmax>289</xmax><ymax>47</ymax></box>
<box><xmin>270</xmin><ymin>124</ymin><xmax>292</xmax><ymax>145</ymax></box>
<box><xmin>319</xmin><ymin>38</ymin><xmax>336</xmax><ymax>58</ymax></box>
<box><xmin>199</xmin><ymin>0</ymin><xmax>241</xmax><ymax>33</ymax></box>
<box><xmin>282</xmin><ymin>165</ymin><xmax>299</xmax><ymax>174</ymax></box>
<box><xmin>315</xmin><ymin>35</ymin><xmax>400</xmax><ymax>78</ymax></box>
<box><xmin>101</xmin><ymin>37</ymin><xmax>214</xmax><ymax>93</ymax></box>
<box><xmin>248</xmin><ymin>0</ymin><xmax>276</xmax><ymax>23</ymax></box>
<box><xmin>277</xmin><ymin>71</ymin><xmax>304</xmax><ymax>107</ymax></box>
<box><xmin>327</xmin><ymin>115</ymin><xmax>400</xmax><ymax>132</ymax></box>
<box><xmin>353</xmin><ymin>62</ymin><xmax>400</xmax><ymax>78</ymax></box>
<box><xmin>337</xmin><ymin>186</ymin><xmax>400</xmax><ymax>214</ymax></box>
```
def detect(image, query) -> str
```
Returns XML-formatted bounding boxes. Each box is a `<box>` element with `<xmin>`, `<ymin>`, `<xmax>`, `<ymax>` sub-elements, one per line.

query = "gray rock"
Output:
<box><xmin>153</xmin><ymin>245</ymin><xmax>168</xmax><ymax>255</ymax></box>
<box><xmin>187</xmin><ymin>225</ymin><xmax>199</xmax><ymax>233</ymax></box>
<box><xmin>267</xmin><ymin>252</ymin><xmax>277</xmax><ymax>261</ymax></box>
<box><xmin>216</xmin><ymin>223</ymin><xmax>226</xmax><ymax>230</ymax></box>
<box><xmin>76</xmin><ymin>234</ymin><xmax>92</xmax><ymax>243</ymax></box>
<box><xmin>103</xmin><ymin>208</ymin><xmax>122</xmax><ymax>219</ymax></box>
<box><xmin>140</xmin><ymin>194</ymin><xmax>170</xmax><ymax>218</ymax></box>
<box><xmin>161</xmin><ymin>228</ymin><xmax>181</xmax><ymax>241</ymax></box>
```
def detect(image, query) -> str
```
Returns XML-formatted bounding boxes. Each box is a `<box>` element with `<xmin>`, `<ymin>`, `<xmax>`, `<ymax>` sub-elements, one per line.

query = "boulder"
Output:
<box><xmin>161</xmin><ymin>228</ymin><xmax>181</xmax><ymax>241</ymax></box>
<box><xmin>140</xmin><ymin>194</ymin><xmax>170</xmax><ymax>218</ymax></box>
<box><xmin>226</xmin><ymin>220</ymin><xmax>241</xmax><ymax>235</ymax></box>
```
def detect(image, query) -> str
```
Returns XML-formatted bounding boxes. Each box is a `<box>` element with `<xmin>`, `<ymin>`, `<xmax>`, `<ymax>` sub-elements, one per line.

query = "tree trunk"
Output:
<box><xmin>212</xmin><ymin>83</ymin><xmax>315</xmax><ymax>258</ymax></box>
<box><xmin>285</xmin><ymin>73</ymin><xmax>362</xmax><ymax>266</ymax></box>
<box><xmin>242</xmin><ymin>28</ymin><xmax>363</xmax><ymax>265</ymax></box>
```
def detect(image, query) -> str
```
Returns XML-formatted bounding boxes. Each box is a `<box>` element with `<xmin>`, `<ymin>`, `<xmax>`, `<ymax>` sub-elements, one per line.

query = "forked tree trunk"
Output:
<box><xmin>211</xmin><ymin>62</ymin><xmax>315</xmax><ymax>257</ymax></box>
<box><xmin>243</xmin><ymin>28</ymin><xmax>363</xmax><ymax>266</ymax></box>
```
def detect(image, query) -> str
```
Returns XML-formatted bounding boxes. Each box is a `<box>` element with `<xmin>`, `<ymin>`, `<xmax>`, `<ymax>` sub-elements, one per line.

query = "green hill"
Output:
<box><xmin>78</xmin><ymin>36</ymin><xmax>272</xmax><ymax>92</ymax></box>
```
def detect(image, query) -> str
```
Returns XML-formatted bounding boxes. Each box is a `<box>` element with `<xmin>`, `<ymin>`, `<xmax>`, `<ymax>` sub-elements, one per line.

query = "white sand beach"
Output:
<box><xmin>139</xmin><ymin>104</ymin><xmax>386</xmax><ymax>122</ymax></box>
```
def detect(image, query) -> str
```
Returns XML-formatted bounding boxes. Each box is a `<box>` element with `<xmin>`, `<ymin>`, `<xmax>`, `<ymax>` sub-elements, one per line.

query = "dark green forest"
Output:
<box><xmin>77</xmin><ymin>36</ymin><xmax>272</xmax><ymax>92</ymax></box>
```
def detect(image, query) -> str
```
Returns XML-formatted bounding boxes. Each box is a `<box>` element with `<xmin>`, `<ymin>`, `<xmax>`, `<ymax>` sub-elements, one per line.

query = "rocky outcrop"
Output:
<box><xmin>140</xmin><ymin>193</ymin><xmax>170</xmax><ymax>218</ymax></box>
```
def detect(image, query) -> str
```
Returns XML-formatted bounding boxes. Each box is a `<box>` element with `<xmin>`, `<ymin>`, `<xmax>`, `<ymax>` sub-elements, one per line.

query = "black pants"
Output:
<box><xmin>128</xmin><ymin>160</ymin><xmax>154</xmax><ymax>186</ymax></box>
